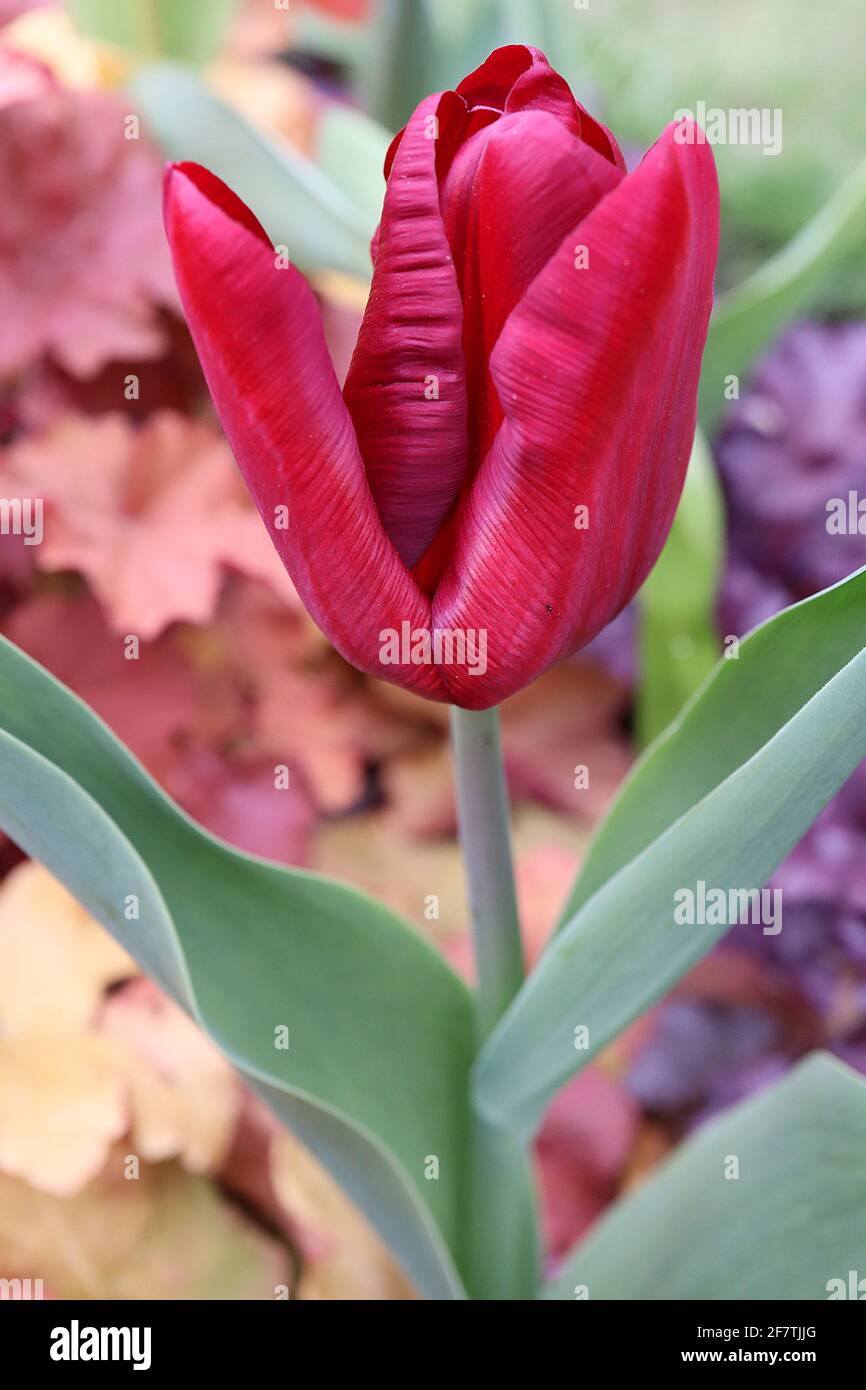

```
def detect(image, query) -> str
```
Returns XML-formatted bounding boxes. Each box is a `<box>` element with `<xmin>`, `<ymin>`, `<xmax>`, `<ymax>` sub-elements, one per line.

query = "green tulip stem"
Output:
<box><xmin>450</xmin><ymin>705</ymin><xmax>524</xmax><ymax>1041</ymax></box>
<box><xmin>451</xmin><ymin>705</ymin><xmax>537</xmax><ymax>1297</ymax></box>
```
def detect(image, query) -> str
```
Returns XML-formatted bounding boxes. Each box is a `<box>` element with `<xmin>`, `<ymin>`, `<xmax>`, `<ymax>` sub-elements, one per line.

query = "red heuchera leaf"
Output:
<box><xmin>0</xmin><ymin>410</ymin><xmax>300</xmax><ymax>638</ymax></box>
<box><xmin>208</xmin><ymin>582</ymin><xmax>423</xmax><ymax>816</ymax></box>
<box><xmin>501</xmin><ymin>664</ymin><xmax>632</xmax><ymax>822</ymax></box>
<box><xmin>0</xmin><ymin>526</ymin><xmax>34</xmax><ymax>591</ymax></box>
<box><xmin>0</xmin><ymin>50</ymin><xmax>177</xmax><ymax>377</ymax></box>
<box><xmin>8</xmin><ymin>318</ymin><xmax>207</xmax><ymax>429</ymax></box>
<box><xmin>2</xmin><ymin>593</ymin><xmax>204</xmax><ymax>761</ymax></box>
<box><xmin>163</xmin><ymin>747</ymin><xmax>314</xmax><ymax>865</ymax></box>
<box><xmin>537</xmin><ymin>1067</ymin><xmax>639</xmax><ymax>1262</ymax></box>
<box><xmin>2</xmin><ymin>592</ymin><xmax>314</xmax><ymax>865</ymax></box>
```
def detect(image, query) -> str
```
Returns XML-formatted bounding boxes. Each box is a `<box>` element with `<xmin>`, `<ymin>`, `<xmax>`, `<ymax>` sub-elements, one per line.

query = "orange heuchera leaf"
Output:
<box><xmin>0</xmin><ymin>861</ymin><xmax>134</xmax><ymax>1037</ymax></box>
<box><xmin>0</xmin><ymin>1157</ymin><xmax>291</xmax><ymax>1299</ymax></box>
<box><xmin>0</xmin><ymin>1033</ymin><xmax>128</xmax><ymax>1195</ymax></box>
<box><xmin>98</xmin><ymin>979</ymin><xmax>239</xmax><ymax>1175</ymax></box>
<box><xmin>0</xmin><ymin>410</ymin><xmax>299</xmax><ymax>637</ymax></box>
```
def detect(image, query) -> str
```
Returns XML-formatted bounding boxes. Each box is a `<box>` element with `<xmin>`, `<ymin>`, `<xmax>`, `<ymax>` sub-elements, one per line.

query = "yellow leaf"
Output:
<box><xmin>0</xmin><ymin>1152</ymin><xmax>291</xmax><ymax>1299</ymax></box>
<box><xmin>271</xmin><ymin>1130</ymin><xmax>415</xmax><ymax>1301</ymax></box>
<box><xmin>0</xmin><ymin>1034</ymin><xmax>126</xmax><ymax>1196</ymax></box>
<box><xmin>0</xmin><ymin>862</ymin><xmax>134</xmax><ymax>1036</ymax></box>
<box><xmin>99</xmin><ymin>979</ymin><xmax>239</xmax><ymax>1174</ymax></box>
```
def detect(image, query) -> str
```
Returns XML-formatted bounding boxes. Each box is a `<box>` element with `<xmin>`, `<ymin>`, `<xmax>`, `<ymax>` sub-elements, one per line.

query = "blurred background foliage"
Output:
<box><xmin>64</xmin><ymin>0</ymin><xmax>866</xmax><ymax>302</ymax></box>
<box><xmin>289</xmin><ymin>0</ymin><xmax>866</xmax><ymax>303</ymax></box>
<box><xmin>0</xmin><ymin>0</ymin><xmax>865</xmax><ymax>1300</ymax></box>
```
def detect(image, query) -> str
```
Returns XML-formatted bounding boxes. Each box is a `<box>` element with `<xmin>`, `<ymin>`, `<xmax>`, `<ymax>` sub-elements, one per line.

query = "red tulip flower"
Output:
<box><xmin>164</xmin><ymin>45</ymin><xmax>718</xmax><ymax>709</ymax></box>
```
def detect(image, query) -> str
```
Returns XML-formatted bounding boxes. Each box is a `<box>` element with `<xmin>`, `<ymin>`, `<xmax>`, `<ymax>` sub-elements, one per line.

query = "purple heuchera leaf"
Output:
<box><xmin>718</xmin><ymin>320</ymin><xmax>866</xmax><ymax>621</ymax></box>
<box><xmin>627</xmin><ymin>1001</ymin><xmax>780</xmax><ymax>1112</ymax></box>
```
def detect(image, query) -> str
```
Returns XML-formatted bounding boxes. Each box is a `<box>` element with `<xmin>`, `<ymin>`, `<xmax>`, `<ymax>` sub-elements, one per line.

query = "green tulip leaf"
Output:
<box><xmin>358</xmin><ymin>0</ymin><xmax>441</xmax><ymax>132</ymax></box>
<box><xmin>544</xmin><ymin>1053</ymin><xmax>866</xmax><ymax>1300</ymax></box>
<box><xmin>0</xmin><ymin>636</ymin><xmax>474</xmax><ymax>1300</ymax></box>
<box><xmin>357</xmin><ymin>1</ymin><xmax>531</xmax><ymax>127</ymax></box>
<box><xmin>69</xmin><ymin>0</ymin><xmax>240</xmax><ymax>66</ymax></box>
<box><xmin>314</xmin><ymin>104</ymin><xmax>391</xmax><ymax>238</ymax></box>
<box><xmin>475</xmin><ymin>563</ymin><xmax>866</xmax><ymax>1138</ymax></box>
<box><xmin>636</xmin><ymin>428</ymin><xmax>724</xmax><ymax>746</ymax></box>
<box><xmin>496</xmin><ymin>0</ymin><xmax>577</xmax><ymax>75</ymax></box>
<box><xmin>699</xmin><ymin>155</ymin><xmax>866</xmax><ymax>432</ymax></box>
<box><xmin>129</xmin><ymin>63</ymin><xmax>374</xmax><ymax>280</ymax></box>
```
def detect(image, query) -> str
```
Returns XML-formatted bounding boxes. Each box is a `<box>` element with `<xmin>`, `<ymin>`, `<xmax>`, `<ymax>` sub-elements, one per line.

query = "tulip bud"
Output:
<box><xmin>164</xmin><ymin>45</ymin><xmax>719</xmax><ymax>708</ymax></box>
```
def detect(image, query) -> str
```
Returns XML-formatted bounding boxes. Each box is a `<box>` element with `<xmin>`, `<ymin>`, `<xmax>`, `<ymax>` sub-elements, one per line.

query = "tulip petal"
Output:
<box><xmin>455</xmin><ymin>45</ymin><xmax>538</xmax><ymax>112</ymax></box>
<box><xmin>441</xmin><ymin>109</ymin><xmax>623</xmax><ymax>466</ymax></box>
<box><xmin>434</xmin><ymin>125</ymin><xmax>719</xmax><ymax>708</ymax></box>
<box><xmin>571</xmin><ymin>100</ymin><xmax>628</xmax><ymax>172</ymax></box>
<box><xmin>503</xmin><ymin>56</ymin><xmax>626</xmax><ymax>170</ymax></box>
<box><xmin>164</xmin><ymin>162</ymin><xmax>446</xmax><ymax>700</ymax></box>
<box><xmin>342</xmin><ymin>92</ymin><xmax>469</xmax><ymax>571</ymax></box>
<box><xmin>456</xmin><ymin>44</ymin><xmax>625</xmax><ymax>170</ymax></box>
